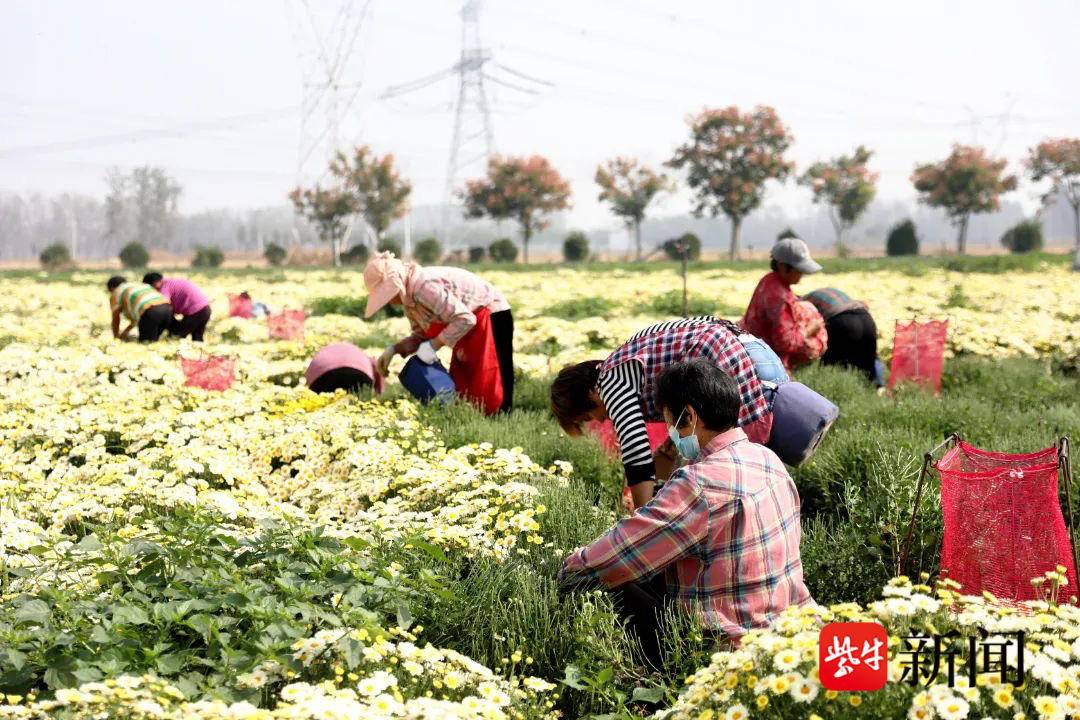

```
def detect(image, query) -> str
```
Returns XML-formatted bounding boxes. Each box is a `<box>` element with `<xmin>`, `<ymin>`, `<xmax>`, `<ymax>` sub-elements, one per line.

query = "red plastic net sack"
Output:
<box><xmin>181</xmin><ymin>356</ymin><xmax>236</xmax><ymax>391</ymax></box>
<box><xmin>268</xmin><ymin>309</ymin><xmax>305</xmax><ymax>340</ymax></box>
<box><xmin>938</xmin><ymin>441</ymin><xmax>1077</xmax><ymax>603</ymax></box>
<box><xmin>228</xmin><ymin>294</ymin><xmax>254</xmax><ymax>319</ymax></box>
<box><xmin>889</xmin><ymin>319</ymin><xmax>949</xmax><ymax>394</ymax></box>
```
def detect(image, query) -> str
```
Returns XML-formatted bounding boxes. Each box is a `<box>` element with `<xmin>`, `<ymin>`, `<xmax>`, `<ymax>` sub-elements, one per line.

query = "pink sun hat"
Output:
<box><xmin>363</xmin><ymin>252</ymin><xmax>407</xmax><ymax>318</ymax></box>
<box><xmin>305</xmin><ymin>342</ymin><xmax>385</xmax><ymax>393</ymax></box>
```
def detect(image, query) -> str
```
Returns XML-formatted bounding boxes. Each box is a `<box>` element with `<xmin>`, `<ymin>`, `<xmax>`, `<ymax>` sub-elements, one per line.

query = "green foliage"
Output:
<box><xmin>341</xmin><ymin>243</ymin><xmax>370</xmax><ymax>266</ymax></box>
<box><xmin>308</xmin><ymin>294</ymin><xmax>403</xmax><ymax>319</ymax></box>
<box><xmin>799</xmin><ymin>145</ymin><xmax>878</xmax><ymax>249</ymax></box>
<box><xmin>661</xmin><ymin>233</ymin><xmax>701</xmax><ymax>261</ymax></box>
<box><xmin>329</xmin><ymin>145</ymin><xmax>412</xmax><ymax>238</ymax></box>
<box><xmin>413</xmin><ymin>237</ymin><xmax>442</xmax><ymax>264</ymax></box>
<box><xmin>0</xmin><ymin>510</ymin><xmax>402</xmax><ymax>700</ymax></box>
<box><xmin>263</xmin><ymin>242</ymin><xmax>287</xmax><ymax>267</ymax></box>
<box><xmin>468</xmin><ymin>246</ymin><xmax>486</xmax><ymax>263</ymax></box>
<box><xmin>776</xmin><ymin>227</ymin><xmax>799</xmax><ymax>241</ymax></box>
<box><xmin>377</xmin><ymin>237</ymin><xmax>402</xmax><ymax>257</ymax></box>
<box><xmin>39</xmin><ymin>243</ymin><xmax>72</xmax><ymax>270</ymax></box>
<box><xmin>191</xmin><ymin>245</ymin><xmax>224</xmax><ymax>268</ymax></box>
<box><xmin>562</xmin><ymin>231</ymin><xmax>590</xmax><ymax>262</ymax></box>
<box><xmin>1001</xmin><ymin>219</ymin><xmax>1044</xmax><ymax>254</ymax></box>
<box><xmin>488</xmin><ymin>238</ymin><xmax>519</xmax><ymax>263</ymax></box>
<box><xmin>118</xmin><ymin>242</ymin><xmax>149</xmax><ymax>269</ymax></box>
<box><xmin>886</xmin><ymin>219</ymin><xmax>920</xmax><ymax>256</ymax></box>
<box><xmin>542</xmin><ymin>296</ymin><xmax>616</xmax><ymax>320</ymax></box>
<box><xmin>641</xmin><ymin>290</ymin><xmax>740</xmax><ymax>317</ymax></box>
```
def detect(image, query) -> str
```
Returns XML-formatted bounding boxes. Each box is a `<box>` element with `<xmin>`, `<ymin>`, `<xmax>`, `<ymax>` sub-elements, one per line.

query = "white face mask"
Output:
<box><xmin>667</xmin><ymin>407</ymin><xmax>700</xmax><ymax>461</ymax></box>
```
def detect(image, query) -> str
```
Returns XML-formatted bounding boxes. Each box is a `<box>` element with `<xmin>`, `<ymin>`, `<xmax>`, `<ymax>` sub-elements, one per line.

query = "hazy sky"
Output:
<box><xmin>2</xmin><ymin>0</ymin><xmax>1078</xmax><ymax>229</ymax></box>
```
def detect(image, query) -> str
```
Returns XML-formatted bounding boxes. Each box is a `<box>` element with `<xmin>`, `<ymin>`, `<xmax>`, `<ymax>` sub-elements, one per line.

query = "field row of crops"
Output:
<box><xmin>1</xmin><ymin>263</ymin><xmax>1079</xmax><ymax>719</ymax></box>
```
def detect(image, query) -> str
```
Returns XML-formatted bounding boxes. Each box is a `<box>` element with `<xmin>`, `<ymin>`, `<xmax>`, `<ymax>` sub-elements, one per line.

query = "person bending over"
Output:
<box><xmin>550</xmin><ymin>317</ymin><xmax>772</xmax><ymax>509</ymax></box>
<box><xmin>802</xmin><ymin>287</ymin><xmax>883</xmax><ymax>387</ymax></box>
<box><xmin>143</xmin><ymin>272</ymin><xmax>211</xmax><ymax>342</ymax></box>
<box><xmin>106</xmin><ymin>276</ymin><xmax>172</xmax><ymax>343</ymax></box>
<box><xmin>558</xmin><ymin>358</ymin><xmax>813</xmax><ymax>665</ymax></box>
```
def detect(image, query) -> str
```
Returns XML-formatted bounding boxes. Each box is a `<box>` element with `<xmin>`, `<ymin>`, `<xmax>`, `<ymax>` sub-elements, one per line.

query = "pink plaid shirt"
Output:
<box><xmin>395</xmin><ymin>267</ymin><xmax>510</xmax><ymax>353</ymax></box>
<box><xmin>559</xmin><ymin>427</ymin><xmax>813</xmax><ymax>638</ymax></box>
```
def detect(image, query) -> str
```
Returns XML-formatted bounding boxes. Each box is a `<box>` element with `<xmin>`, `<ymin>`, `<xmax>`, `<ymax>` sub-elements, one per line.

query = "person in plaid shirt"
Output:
<box><xmin>550</xmin><ymin>317</ymin><xmax>772</xmax><ymax>508</ymax></box>
<box><xmin>364</xmin><ymin>252</ymin><xmax>515</xmax><ymax>413</ymax></box>
<box><xmin>558</xmin><ymin>358</ymin><xmax>812</xmax><ymax>663</ymax></box>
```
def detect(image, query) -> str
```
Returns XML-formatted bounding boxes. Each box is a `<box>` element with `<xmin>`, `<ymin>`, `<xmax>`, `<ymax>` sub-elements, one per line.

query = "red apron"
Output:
<box><xmin>426</xmin><ymin>307</ymin><xmax>503</xmax><ymax>415</ymax></box>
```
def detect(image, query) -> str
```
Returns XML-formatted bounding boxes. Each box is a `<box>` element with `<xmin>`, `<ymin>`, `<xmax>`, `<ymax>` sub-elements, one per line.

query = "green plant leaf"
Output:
<box><xmin>561</xmin><ymin>664</ymin><xmax>586</xmax><ymax>690</ymax></box>
<box><xmin>112</xmin><ymin>605</ymin><xmax>150</xmax><ymax>626</ymax></box>
<box><xmin>14</xmin><ymin>599</ymin><xmax>51</xmax><ymax>626</ymax></box>
<box><xmin>631</xmin><ymin>685</ymin><xmax>665</xmax><ymax>703</ymax></box>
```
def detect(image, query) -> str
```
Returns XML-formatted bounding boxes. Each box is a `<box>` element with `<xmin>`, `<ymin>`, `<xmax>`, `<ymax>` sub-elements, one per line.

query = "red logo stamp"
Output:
<box><xmin>819</xmin><ymin>622</ymin><xmax>888</xmax><ymax>691</ymax></box>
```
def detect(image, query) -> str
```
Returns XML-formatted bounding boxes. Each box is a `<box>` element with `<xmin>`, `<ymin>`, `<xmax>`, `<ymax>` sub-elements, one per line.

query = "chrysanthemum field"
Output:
<box><xmin>2</xmin><ymin>256</ymin><xmax>1079</xmax><ymax>720</ymax></box>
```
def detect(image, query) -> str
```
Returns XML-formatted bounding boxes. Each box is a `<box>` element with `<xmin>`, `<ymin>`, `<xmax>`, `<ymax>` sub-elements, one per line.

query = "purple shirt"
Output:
<box><xmin>158</xmin><ymin>278</ymin><xmax>210</xmax><ymax>316</ymax></box>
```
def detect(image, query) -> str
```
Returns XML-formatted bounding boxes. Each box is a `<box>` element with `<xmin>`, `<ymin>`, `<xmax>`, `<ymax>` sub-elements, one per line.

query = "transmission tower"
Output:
<box><xmin>380</xmin><ymin>0</ymin><xmax>551</xmax><ymax>247</ymax></box>
<box><xmin>286</xmin><ymin>0</ymin><xmax>372</xmax><ymax>191</ymax></box>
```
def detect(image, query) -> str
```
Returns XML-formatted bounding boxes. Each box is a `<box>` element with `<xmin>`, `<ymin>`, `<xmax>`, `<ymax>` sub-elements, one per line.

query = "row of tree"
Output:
<box><xmin>292</xmin><ymin>105</ymin><xmax>1080</xmax><ymax>263</ymax></box>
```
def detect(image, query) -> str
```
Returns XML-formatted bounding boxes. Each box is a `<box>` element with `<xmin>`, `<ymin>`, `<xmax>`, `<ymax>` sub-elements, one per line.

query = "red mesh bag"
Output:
<box><xmin>228</xmin><ymin>294</ymin><xmax>254</xmax><ymax>319</ymax></box>
<box><xmin>181</xmin><ymin>356</ymin><xmax>236</xmax><ymax>391</ymax></box>
<box><xmin>268</xmin><ymin>309</ymin><xmax>306</xmax><ymax>340</ymax></box>
<box><xmin>938</xmin><ymin>441</ymin><xmax>1077</xmax><ymax>602</ymax></box>
<box><xmin>889</xmin><ymin>320</ymin><xmax>949</xmax><ymax>394</ymax></box>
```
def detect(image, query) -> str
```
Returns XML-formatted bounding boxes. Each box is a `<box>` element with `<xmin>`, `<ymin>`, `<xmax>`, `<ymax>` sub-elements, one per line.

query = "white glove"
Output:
<box><xmin>416</xmin><ymin>340</ymin><xmax>438</xmax><ymax>365</ymax></box>
<box><xmin>377</xmin><ymin>346</ymin><xmax>396</xmax><ymax>376</ymax></box>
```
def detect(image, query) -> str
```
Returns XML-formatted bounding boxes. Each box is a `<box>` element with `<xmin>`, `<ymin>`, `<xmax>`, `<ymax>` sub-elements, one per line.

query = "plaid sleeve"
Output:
<box><xmin>413</xmin><ymin>280</ymin><xmax>477</xmax><ymax>347</ymax></box>
<box><xmin>558</xmin><ymin>467</ymin><xmax>708</xmax><ymax>588</ymax></box>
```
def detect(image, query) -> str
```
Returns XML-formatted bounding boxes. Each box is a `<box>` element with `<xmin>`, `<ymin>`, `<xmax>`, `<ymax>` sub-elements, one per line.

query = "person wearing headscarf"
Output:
<box><xmin>363</xmin><ymin>252</ymin><xmax>514</xmax><ymax>413</ymax></box>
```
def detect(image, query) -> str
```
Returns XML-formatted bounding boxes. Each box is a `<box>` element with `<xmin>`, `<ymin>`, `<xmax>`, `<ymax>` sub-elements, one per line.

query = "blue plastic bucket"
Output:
<box><xmin>766</xmin><ymin>381</ymin><xmax>839</xmax><ymax>466</ymax></box>
<box><xmin>399</xmin><ymin>356</ymin><xmax>456</xmax><ymax>405</ymax></box>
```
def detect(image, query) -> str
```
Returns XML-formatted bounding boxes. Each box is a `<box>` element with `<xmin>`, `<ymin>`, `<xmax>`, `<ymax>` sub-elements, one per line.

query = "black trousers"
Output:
<box><xmin>820</xmin><ymin>308</ymin><xmax>879</xmax><ymax>383</ymax></box>
<box><xmin>609</xmin><ymin>574</ymin><xmax>670</xmax><ymax>669</ymax></box>
<box><xmin>490</xmin><ymin>309</ymin><xmax>515</xmax><ymax>413</ymax></box>
<box><xmin>170</xmin><ymin>305</ymin><xmax>212</xmax><ymax>342</ymax></box>
<box><xmin>138</xmin><ymin>304</ymin><xmax>174</xmax><ymax>343</ymax></box>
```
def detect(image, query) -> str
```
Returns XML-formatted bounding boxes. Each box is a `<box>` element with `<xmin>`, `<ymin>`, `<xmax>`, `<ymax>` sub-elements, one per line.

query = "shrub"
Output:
<box><xmin>1001</xmin><ymin>219</ymin><xmax>1043</xmax><ymax>254</ymax></box>
<box><xmin>308</xmin><ymin>295</ymin><xmax>403</xmax><ymax>319</ymax></box>
<box><xmin>264</xmin><ymin>242</ymin><xmax>287</xmax><ymax>267</ymax></box>
<box><xmin>886</xmin><ymin>219</ymin><xmax>919</xmax><ymax>256</ymax></box>
<box><xmin>562</xmin><ymin>231</ymin><xmax>590</xmax><ymax>262</ymax></box>
<box><xmin>413</xmin><ymin>237</ymin><xmax>442</xmax><ymax>264</ymax></box>
<box><xmin>341</xmin><ymin>244</ymin><xmax>370</xmax><ymax>266</ymax></box>
<box><xmin>192</xmin><ymin>245</ymin><xmax>224</xmax><ymax>268</ymax></box>
<box><xmin>39</xmin><ymin>243</ymin><xmax>71</xmax><ymax>270</ymax></box>
<box><xmin>488</xmin><ymin>238</ymin><xmax>519</xmax><ymax>263</ymax></box>
<box><xmin>661</xmin><ymin>233</ymin><xmax>701</xmax><ymax>261</ymax></box>
<box><xmin>118</xmin><ymin>242</ymin><xmax>150</xmax><ymax>269</ymax></box>
<box><xmin>468</xmin><ymin>246</ymin><xmax>486</xmax><ymax>263</ymax></box>
<box><xmin>377</xmin><ymin>237</ymin><xmax>402</xmax><ymax>257</ymax></box>
<box><xmin>542</xmin><ymin>296</ymin><xmax>616</xmax><ymax>320</ymax></box>
<box><xmin>777</xmin><ymin>227</ymin><xmax>799</xmax><ymax>241</ymax></box>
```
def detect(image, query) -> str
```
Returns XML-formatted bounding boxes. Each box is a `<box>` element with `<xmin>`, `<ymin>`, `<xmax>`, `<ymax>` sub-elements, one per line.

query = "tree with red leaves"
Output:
<box><xmin>800</xmin><ymin>146</ymin><xmax>878</xmax><ymax>255</ymax></box>
<box><xmin>1027</xmin><ymin>137</ymin><xmax>1080</xmax><ymax>248</ymax></box>
<box><xmin>290</xmin><ymin>145</ymin><xmax>411</xmax><ymax>266</ymax></box>
<box><xmin>461</xmin><ymin>155</ymin><xmax>572</xmax><ymax>263</ymax></box>
<box><xmin>595</xmin><ymin>157</ymin><xmax>674</xmax><ymax>261</ymax></box>
<box><xmin>668</xmin><ymin>105</ymin><xmax>795</xmax><ymax>261</ymax></box>
<box><xmin>911</xmin><ymin>145</ymin><xmax>1017</xmax><ymax>255</ymax></box>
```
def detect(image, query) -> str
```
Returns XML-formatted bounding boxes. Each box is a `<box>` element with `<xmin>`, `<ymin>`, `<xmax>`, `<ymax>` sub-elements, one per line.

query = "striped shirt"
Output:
<box><xmin>110</xmin><ymin>282</ymin><xmax>169</xmax><ymax>323</ymax></box>
<box><xmin>598</xmin><ymin>317</ymin><xmax>769</xmax><ymax>486</ymax></box>
<box><xmin>397</xmin><ymin>267</ymin><xmax>510</xmax><ymax>353</ymax></box>
<box><xmin>559</xmin><ymin>427</ymin><xmax>813</xmax><ymax>638</ymax></box>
